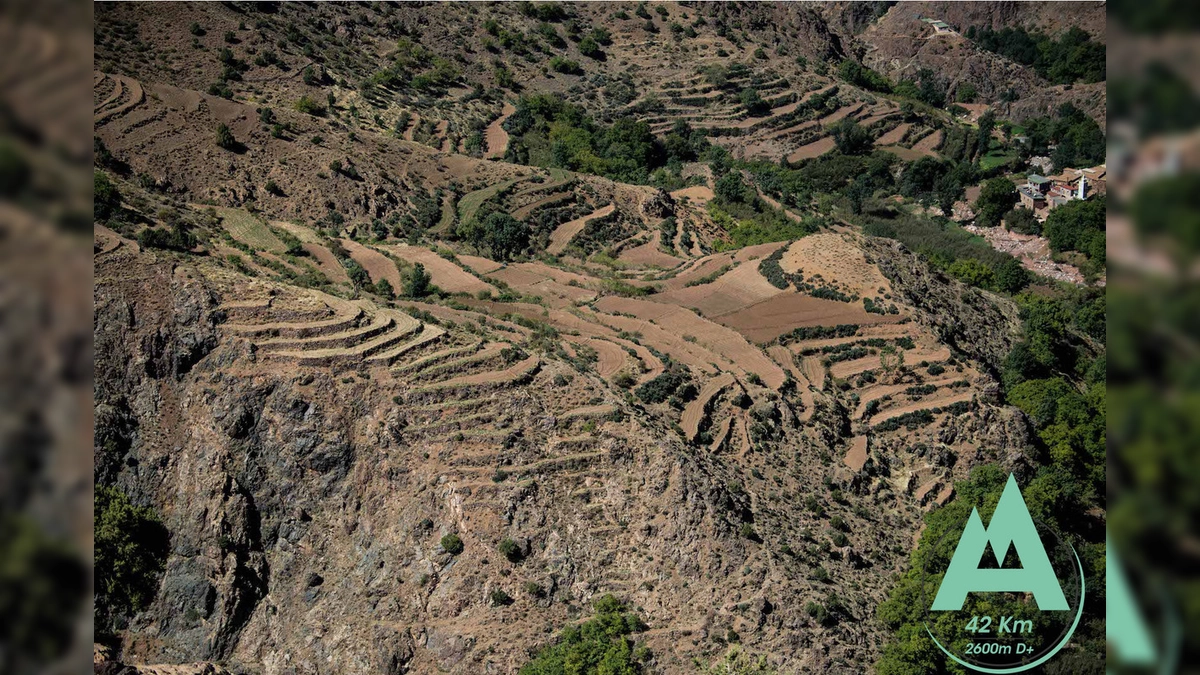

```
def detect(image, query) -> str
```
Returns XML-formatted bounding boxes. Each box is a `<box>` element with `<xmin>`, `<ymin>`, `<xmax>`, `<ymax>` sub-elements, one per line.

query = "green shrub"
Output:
<box><xmin>0</xmin><ymin>515</ymin><xmax>87</xmax><ymax>662</ymax></box>
<box><xmin>295</xmin><ymin>95</ymin><xmax>327</xmax><ymax>116</ymax></box>
<box><xmin>490</xmin><ymin>589</ymin><xmax>514</xmax><ymax>606</ymax></box>
<box><xmin>518</xmin><ymin>594</ymin><xmax>648</xmax><ymax>674</ymax></box>
<box><xmin>498</xmin><ymin>537</ymin><xmax>523</xmax><ymax>562</ymax></box>
<box><xmin>95</xmin><ymin>486</ymin><xmax>169</xmax><ymax>629</ymax></box>
<box><xmin>635</xmin><ymin>371</ymin><xmax>689</xmax><ymax>404</ymax></box>
<box><xmin>93</xmin><ymin>171</ymin><xmax>122</xmax><ymax>221</ymax></box>
<box><xmin>403</xmin><ymin>262</ymin><xmax>433</xmax><ymax>298</ymax></box>
<box><xmin>215</xmin><ymin>123</ymin><xmax>237</xmax><ymax>150</ymax></box>
<box><xmin>440</xmin><ymin>533</ymin><xmax>464</xmax><ymax>555</ymax></box>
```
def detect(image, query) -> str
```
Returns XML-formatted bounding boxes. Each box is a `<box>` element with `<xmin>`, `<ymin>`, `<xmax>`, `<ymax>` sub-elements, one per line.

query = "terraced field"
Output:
<box><xmin>458</xmin><ymin>176</ymin><xmax>526</xmax><ymax>225</ymax></box>
<box><xmin>211</xmin><ymin>206</ymin><xmax>286</xmax><ymax>253</ymax></box>
<box><xmin>546</xmin><ymin>203</ymin><xmax>616</xmax><ymax>255</ymax></box>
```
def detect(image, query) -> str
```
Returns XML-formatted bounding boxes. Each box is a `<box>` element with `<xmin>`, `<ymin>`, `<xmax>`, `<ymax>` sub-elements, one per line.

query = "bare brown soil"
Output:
<box><xmin>485</xmin><ymin>101</ymin><xmax>516</xmax><ymax>159</ymax></box>
<box><xmin>340</xmin><ymin>239</ymin><xmax>402</xmax><ymax>289</ymax></box>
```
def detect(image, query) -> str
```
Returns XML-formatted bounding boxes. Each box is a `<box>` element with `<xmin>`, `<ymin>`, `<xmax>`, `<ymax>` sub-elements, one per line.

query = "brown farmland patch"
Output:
<box><xmin>457</xmin><ymin>254</ymin><xmax>505</xmax><ymax>276</ymax></box>
<box><xmin>669</xmin><ymin>185</ymin><xmax>715</xmax><ymax>206</ymax></box>
<box><xmin>716</xmin><ymin>292</ymin><xmax>903</xmax><ymax>344</ymax></box>
<box><xmin>619</xmin><ymin>230</ymin><xmax>683</xmax><ymax>268</ymax></box>
<box><xmin>547</xmin><ymin>203</ymin><xmax>616</xmax><ymax>255</ymax></box>
<box><xmin>586</xmin><ymin>338</ymin><xmax>629</xmax><ymax>378</ymax></box>
<box><xmin>512</xmin><ymin>191</ymin><xmax>574</xmax><ymax>221</ymax></box>
<box><xmin>582</xmin><ymin>307</ymin><xmax>722</xmax><ymax>376</ymax></box>
<box><xmin>843</xmin><ymin>435</ymin><xmax>869</xmax><ymax>472</ymax></box>
<box><xmin>485</xmin><ymin>101</ymin><xmax>515</xmax><ymax>159</ymax></box>
<box><xmin>682</xmin><ymin>373</ymin><xmax>735</xmax><ymax>441</ymax></box>
<box><xmin>854</xmin><ymin>378</ymin><xmax>963</xmax><ymax>418</ymax></box>
<box><xmin>829</xmin><ymin>346</ymin><xmax>951</xmax><ymax>379</ymax></box>
<box><xmin>780</xmin><ymin>234</ymin><xmax>895</xmax><ymax>298</ymax></box>
<box><xmin>383</xmin><ymin>244</ymin><xmax>491</xmax><ymax>294</ymax></box>
<box><xmin>786</xmin><ymin>136</ymin><xmax>836</xmax><ymax>163</ymax></box>
<box><xmin>870</xmin><ymin>390</ymin><xmax>974</xmax><ymax>426</ymax></box>
<box><xmin>340</xmin><ymin>239</ymin><xmax>401</xmax><ymax>288</ymax></box>
<box><xmin>594</xmin><ymin>297</ymin><xmax>786</xmax><ymax>388</ymax></box>
<box><xmin>911</xmin><ymin>129</ymin><xmax>944</xmax><ymax>156</ymax></box>
<box><xmin>655</xmin><ymin>262</ymin><xmax>785</xmax><ymax>317</ymax></box>
<box><xmin>275</xmin><ymin>222</ymin><xmax>350</xmax><ymax>284</ymax></box>
<box><xmin>876</xmin><ymin>122</ymin><xmax>912</xmax><ymax>146</ymax></box>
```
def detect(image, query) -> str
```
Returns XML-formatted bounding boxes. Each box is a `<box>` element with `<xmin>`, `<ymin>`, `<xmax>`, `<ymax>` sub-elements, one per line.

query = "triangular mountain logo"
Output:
<box><xmin>932</xmin><ymin>473</ymin><xmax>1068</xmax><ymax>611</ymax></box>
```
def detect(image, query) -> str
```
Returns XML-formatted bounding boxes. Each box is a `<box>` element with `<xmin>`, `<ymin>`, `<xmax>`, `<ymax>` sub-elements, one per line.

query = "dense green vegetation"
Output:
<box><xmin>519</xmin><ymin>594</ymin><xmax>649</xmax><ymax>675</ymax></box>
<box><xmin>94</xmin><ymin>171</ymin><xmax>122</xmax><ymax>222</ymax></box>
<box><xmin>1043</xmin><ymin>196</ymin><xmax>1105</xmax><ymax>276</ymax></box>
<box><xmin>862</xmin><ymin>207</ymin><xmax>1030</xmax><ymax>294</ymax></box>
<box><xmin>1107</xmin><ymin>281</ymin><xmax>1200</xmax><ymax>666</ymax></box>
<box><xmin>95</xmin><ymin>485</ymin><xmax>170</xmax><ymax>631</ymax></box>
<box><xmin>973</xmin><ymin>177</ymin><xmax>1018</xmax><ymax>228</ymax></box>
<box><xmin>1131</xmin><ymin>174</ymin><xmax>1200</xmax><ymax>258</ymax></box>
<box><xmin>0</xmin><ymin>515</ymin><xmax>87</xmax><ymax>668</ymax></box>
<box><xmin>838</xmin><ymin>60</ymin><xmax>947</xmax><ymax>109</ymax></box>
<box><xmin>1017</xmin><ymin>104</ymin><xmax>1105</xmax><ymax>171</ymax></box>
<box><xmin>967</xmin><ymin>25</ymin><xmax>1105</xmax><ymax>84</ymax></box>
<box><xmin>456</xmin><ymin>211</ymin><xmax>530</xmax><ymax>262</ymax></box>
<box><xmin>504</xmin><ymin>93</ymin><xmax>707</xmax><ymax>184</ymax></box>
<box><xmin>897</xmin><ymin>157</ymin><xmax>975</xmax><ymax>215</ymax></box>
<box><xmin>876</xmin><ymin>464</ymin><xmax>1105</xmax><ymax>674</ymax></box>
<box><xmin>708</xmin><ymin>164</ymin><xmax>823</xmax><ymax>249</ymax></box>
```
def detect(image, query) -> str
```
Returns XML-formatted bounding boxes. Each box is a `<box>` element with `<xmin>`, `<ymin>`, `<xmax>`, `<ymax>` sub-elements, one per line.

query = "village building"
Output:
<box><xmin>919</xmin><ymin>17</ymin><xmax>956</xmax><ymax>35</ymax></box>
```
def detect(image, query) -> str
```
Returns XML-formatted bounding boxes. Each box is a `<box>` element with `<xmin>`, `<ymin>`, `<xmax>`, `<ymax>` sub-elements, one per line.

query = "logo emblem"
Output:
<box><xmin>922</xmin><ymin>473</ymin><xmax>1085</xmax><ymax>673</ymax></box>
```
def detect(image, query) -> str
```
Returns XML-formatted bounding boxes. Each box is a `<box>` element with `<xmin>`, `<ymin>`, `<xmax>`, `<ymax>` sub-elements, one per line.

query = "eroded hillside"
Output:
<box><xmin>92</xmin><ymin>2</ymin><xmax>1103</xmax><ymax>674</ymax></box>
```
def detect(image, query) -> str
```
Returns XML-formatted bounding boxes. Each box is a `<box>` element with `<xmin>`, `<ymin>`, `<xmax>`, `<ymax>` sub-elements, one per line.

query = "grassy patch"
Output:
<box><xmin>210</xmin><ymin>206</ymin><xmax>286</xmax><ymax>253</ymax></box>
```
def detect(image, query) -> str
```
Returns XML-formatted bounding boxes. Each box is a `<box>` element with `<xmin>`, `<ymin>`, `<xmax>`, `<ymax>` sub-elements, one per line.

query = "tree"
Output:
<box><xmin>994</xmin><ymin>257</ymin><xmax>1030</xmax><ymax>293</ymax></box>
<box><xmin>947</xmin><ymin>258</ymin><xmax>994</xmax><ymax>288</ymax></box>
<box><xmin>974</xmin><ymin>110</ymin><xmax>996</xmax><ymax>159</ymax></box>
<box><xmin>94</xmin><ymin>486</ymin><xmax>169</xmax><ymax>630</ymax></box>
<box><xmin>1043</xmin><ymin>196</ymin><xmax>1105</xmax><ymax>254</ymax></box>
<box><xmin>519</xmin><ymin>594</ymin><xmax>648</xmax><ymax>674</ymax></box>
<box><xmin>215</xmin><ymin>123</ymin><xmax>237</xmax><ymax>150</ymax></box>
<box><xmin>375</xmin><ymin>278</ymin><xmax>395</xmax><ymax>299</ymax></box>
<box><xmin>715</xmin><ymin>171</ymin><xmax>751</xmax><ymax>203</ymax></box>
<box><xmin>1004</xmin><ymin>207</ymin><xmax>1040</xmax><ymax>235</ymax></box>
<box><xmin>402</xmin><ymin>262</ymin><xmax>432</xmax><ymax>298</ymax></box>
<box><xmin>935</xmin><ymin>174</ymin><xmax>963</xmax><ymax>216</ymax></box>
<box><xmin>739</xmin><ymin>88</ymin><xmax>770</xmax><ymax>116</ymax></box>
<box><xmin>94</xmin><ymin>171</ymin><xmax>122</xmax><ymax>221</ymax></box>
<box><xmin>846</xmin><ymin>176</ymin><xmax>871</xmax><ymax>215</ymax></box>
<box><xmin>294</xmin><ymin>95</ymin><xmax>326</xmax><ymax>116</ymax></box>
<box><xmin>498</xmin><ymin>537</ymin><xmax>523</xmax><ymax>562</ymax></box>
<box><xmin>879</xmin><ymin>345</ymin><xmax>904</xmax><ymax>374</ymax></box>
<box><xmin>0</xmin><ymin>142</ymin><xmax>30</xmax><ymax>197</ymax></box>
<box><xmin>457</xmin><ymin>212</ymin><xmax>526</xmax><ymax>261</ymax></box>
<box><xmin>1</xmin><ymin>515</ymin><xmax>88</xmax><ymax>667</ymax></box>
<box><xmin>831</xmin><ymin>118</ymin><xmax>873</xmax><ymax>156</ymax></box>
<box><xmin>974</xmin><ymin>177</ymin><xmax>1018</xmax><ymax>227</ymax></box>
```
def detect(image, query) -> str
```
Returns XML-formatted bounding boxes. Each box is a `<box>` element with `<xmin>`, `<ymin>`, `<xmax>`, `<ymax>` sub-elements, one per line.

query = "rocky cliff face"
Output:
<box><xmin>864</xmin><ymin>238</ymin><xmax>1022</xmax><ymax>375</ymax></box>
<box><xmin>855</xmin><ymin>2</ymin><xmax>1106</xmax><ymax>124</ymax></box>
